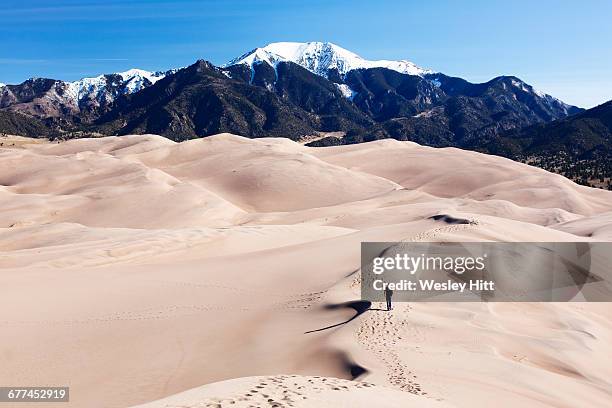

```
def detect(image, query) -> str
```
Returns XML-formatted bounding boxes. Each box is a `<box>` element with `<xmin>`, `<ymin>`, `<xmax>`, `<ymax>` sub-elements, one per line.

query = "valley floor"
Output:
<box><xmin>1</xmin><ymin>134</ymin><xmax>611</xmax><ymax>407</ymax></box>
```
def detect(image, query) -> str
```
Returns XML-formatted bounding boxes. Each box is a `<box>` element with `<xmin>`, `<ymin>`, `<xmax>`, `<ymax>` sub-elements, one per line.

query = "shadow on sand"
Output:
<box><xmin>305</xmin><ymin>300</ymin><xmax>388</xmax><ymax>334</ymax></box>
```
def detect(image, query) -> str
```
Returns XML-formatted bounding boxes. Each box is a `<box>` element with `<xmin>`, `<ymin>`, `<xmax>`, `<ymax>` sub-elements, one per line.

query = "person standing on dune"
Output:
<box><xmin>385</xmin><ymin>286</ymin><xmax>393</xmax><ymax>311</ymax></box>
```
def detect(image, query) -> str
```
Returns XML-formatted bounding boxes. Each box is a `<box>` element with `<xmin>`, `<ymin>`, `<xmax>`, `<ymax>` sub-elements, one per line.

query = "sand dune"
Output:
<box><xmin>311</xmin><ymin>139</ymin><xmax>612</xmax><ymax>215</ymax></box>
<box><xmin>1</xmin><ymin>134</ymin><xmax>611</xmax><ymax>407</ymax></box>
<box><xmin>131</xmin><ymin>375</ymin><xmax>454</xmax><ymax>408</ymax></box>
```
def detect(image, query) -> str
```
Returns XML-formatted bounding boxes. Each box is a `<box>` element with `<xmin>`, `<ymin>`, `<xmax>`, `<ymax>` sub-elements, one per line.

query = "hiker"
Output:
<box><xmin>385</xmin><ymin>286</ymin><xmax>393</xmax><ymax>311</ymax></box>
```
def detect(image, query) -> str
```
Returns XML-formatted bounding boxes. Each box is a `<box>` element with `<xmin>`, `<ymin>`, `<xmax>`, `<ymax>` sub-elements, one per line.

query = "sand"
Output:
<box><xmin>0</xmin><ymin>134</ymin><xmax>611</xmax><ymax>407</ymax></box>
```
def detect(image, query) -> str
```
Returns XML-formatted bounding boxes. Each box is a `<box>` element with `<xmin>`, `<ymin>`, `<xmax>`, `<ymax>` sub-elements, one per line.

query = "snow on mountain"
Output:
<box><xmin>509</xmin><ymin>78</ymin><xmax>552</xmax><ymax>100</ymax></box>
<box><xmin>64</xmin><ymin>68</ymin><xmax>171</xmax><ymax>104</ymax></box>
<box><xmin>226</xmin><ymin>41</ymin><xmax>432</xmax><ymax>78</ymax></box>
<box><xmin>228</xmin><ymin>47</ymin><xmax>286</xmax><ymax>70</ymax></box>
<box><xmin>335</xmin><ymin>83</ymin><xmax>357</xmax><ymax>100</ymax></box>
<box><xmin>507</xmin><ymin>77</ymin><xmax>574</xmax><ymax>113</ymax></box>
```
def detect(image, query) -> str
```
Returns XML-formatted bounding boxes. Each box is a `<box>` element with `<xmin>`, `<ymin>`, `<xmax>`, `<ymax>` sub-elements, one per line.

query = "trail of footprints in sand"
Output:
<box><xmin>356</xmin><ymin>305</ymin><xmax>424</xmax><ymax>395</ymax></box>
<box><xmin>404</xmin><ymin>220</ymin><xmax>479</xmax><ymax>243</ymax></box>
<box><xmin>353</xmin><ymin>220</ymin><xmax>479</xmax><ymax>395</ymax></box>
<box><xmin>195</xmin><ymin>375</ymin><xmax>377</xmax><ymax>408</ymax></box>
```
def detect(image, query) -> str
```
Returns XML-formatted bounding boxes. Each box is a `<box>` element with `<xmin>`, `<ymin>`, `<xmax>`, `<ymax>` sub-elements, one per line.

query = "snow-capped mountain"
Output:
<box><xmin>0</xmin><ymin>68</ymin><xmax>176</xmax><ymax>120</ymax></box>
<box><xmin>64</xmin><ymin>68</ymin><xmax>174</xmax><ymax>105</ymax></box>
<box><xmin>225</xmin><ymin>42</ymin><xmax>572</xmax><ymax>113</ymax></box>
<box><xmin>226</xmin><ymin>41</ymin><xmax>432</xmax><ymax>79</ymax></box>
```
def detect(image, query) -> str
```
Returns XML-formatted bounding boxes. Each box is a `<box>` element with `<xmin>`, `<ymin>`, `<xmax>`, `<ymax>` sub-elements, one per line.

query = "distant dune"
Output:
<box><xmin>1</xmin><ymin>134</ymin><xmax>611</xmax><ymax>407</ymax></box>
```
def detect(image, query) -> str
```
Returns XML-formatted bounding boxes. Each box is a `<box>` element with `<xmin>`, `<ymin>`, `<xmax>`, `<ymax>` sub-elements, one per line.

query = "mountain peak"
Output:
<box><xmin>226</xmin><ymin>41</ymin><xmax>432</xmax><ymax>78</ymax></box>
<box><xmin>192</xmin><ymin>59</ymin><xmax>217</xmax><ymax>70</ymax></box>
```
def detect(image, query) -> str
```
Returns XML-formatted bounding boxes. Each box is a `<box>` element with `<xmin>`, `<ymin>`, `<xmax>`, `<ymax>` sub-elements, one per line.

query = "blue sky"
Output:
<box><xmin>1</xmin><ymin>0</ymin><xmax>610</xmax><ymax>108</ymax></box>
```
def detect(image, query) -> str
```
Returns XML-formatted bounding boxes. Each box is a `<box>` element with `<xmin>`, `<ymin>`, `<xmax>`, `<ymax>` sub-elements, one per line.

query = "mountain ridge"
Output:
<box><xmin>0</xmin><ymin>42</ymin><xmax>585</xmax><ymax>149</ymax></box>
<box><xmin>0</xmin><ymin>41</ymin><xmax>579</xmax><ymax>128</ymax></box>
